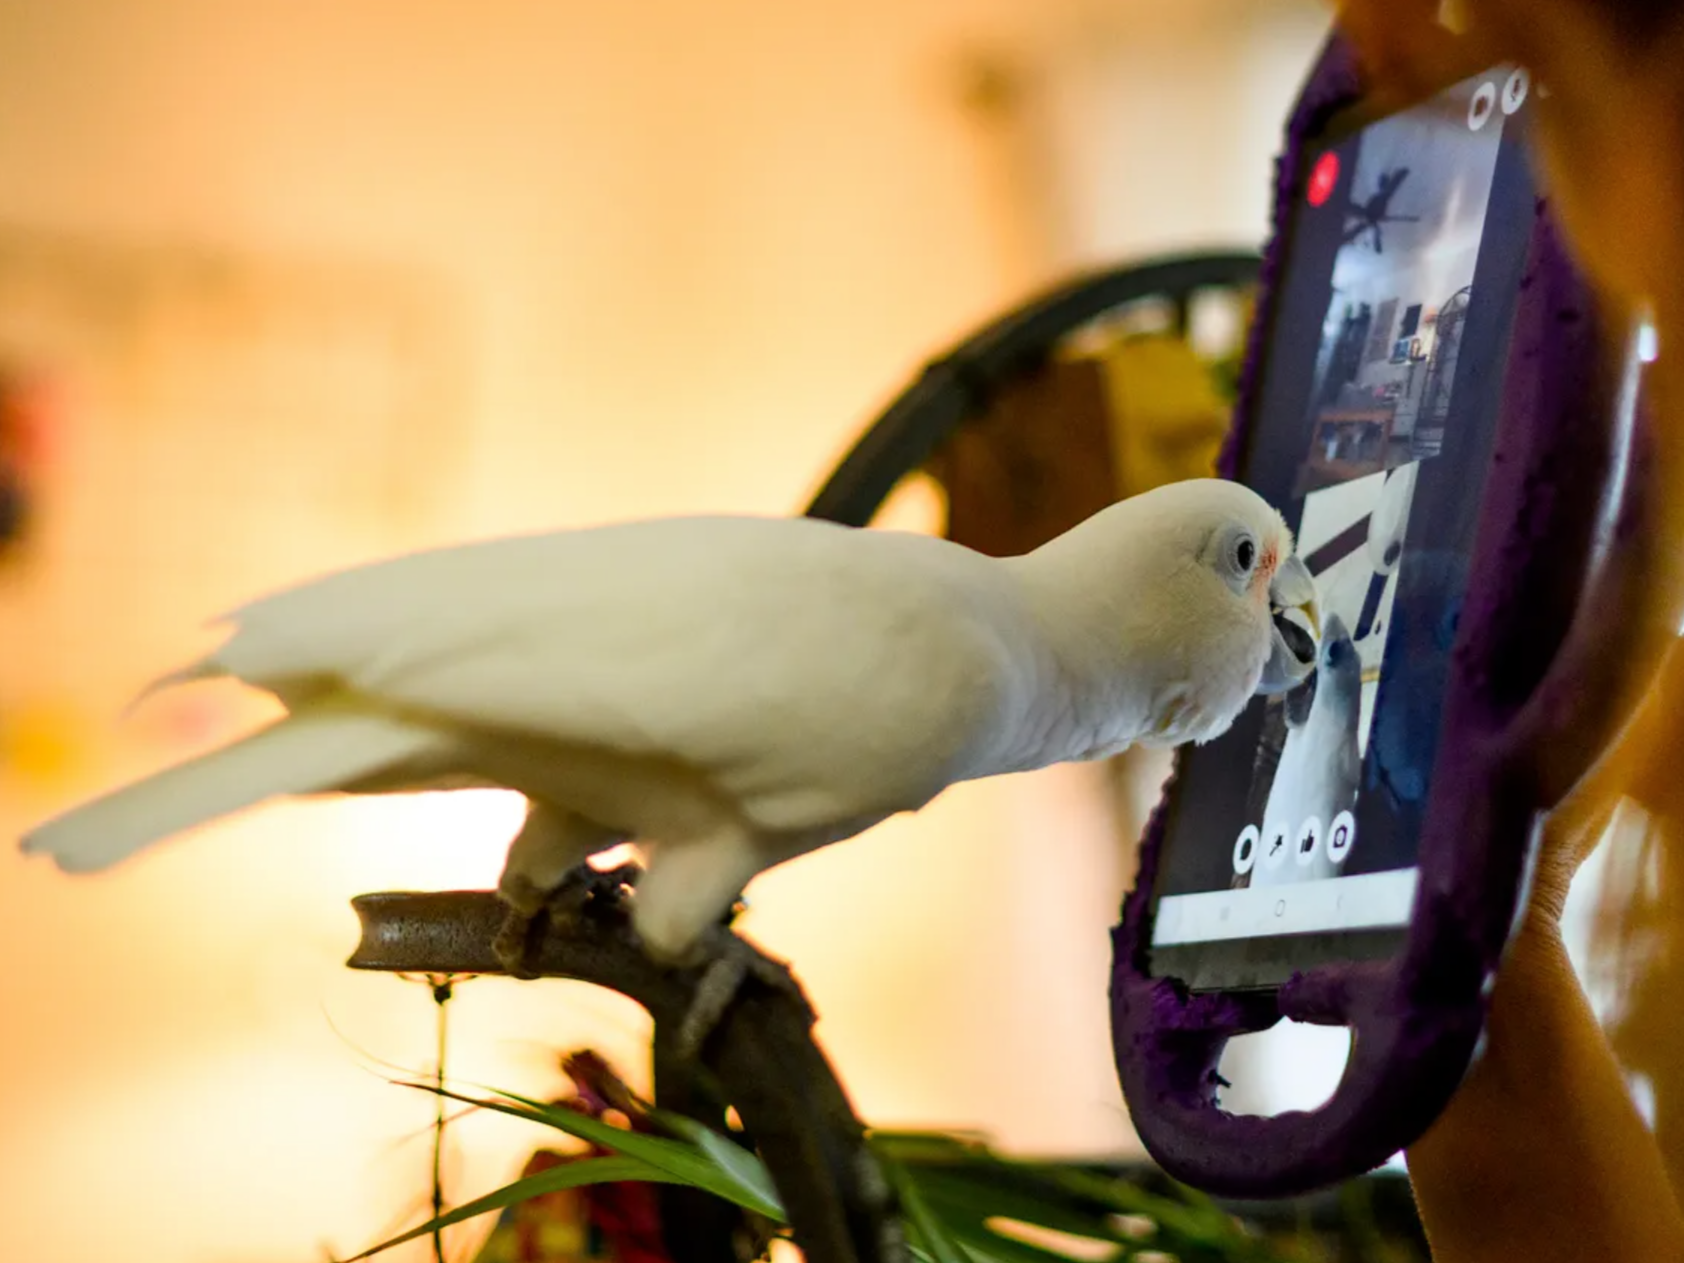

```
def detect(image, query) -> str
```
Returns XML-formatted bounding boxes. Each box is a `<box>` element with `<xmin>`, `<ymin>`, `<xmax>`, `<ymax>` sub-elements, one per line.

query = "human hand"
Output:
<box><xmin>1336</xmin><ymin>0</ymin><xmax>1684</xmax><ymax>940</ymax></box>
<box><xmin>1336</xmin><ymin>0</ymin><xmax>1684</xmax><ymax>328</ymax></box>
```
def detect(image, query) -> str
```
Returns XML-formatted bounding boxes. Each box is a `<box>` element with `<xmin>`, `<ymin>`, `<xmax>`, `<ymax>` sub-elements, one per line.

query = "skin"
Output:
<box><xmin>1333</xmin><ymin>2</ymin><xmax>1684</xmax><ymax>1257</ymax></box>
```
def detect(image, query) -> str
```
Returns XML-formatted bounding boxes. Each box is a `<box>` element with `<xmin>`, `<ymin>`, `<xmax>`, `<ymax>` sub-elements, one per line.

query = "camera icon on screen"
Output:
<box><xmin>1328</xmin><ymin>810</ymin><xmax>1357</xmax><ymax>865</ymax></box>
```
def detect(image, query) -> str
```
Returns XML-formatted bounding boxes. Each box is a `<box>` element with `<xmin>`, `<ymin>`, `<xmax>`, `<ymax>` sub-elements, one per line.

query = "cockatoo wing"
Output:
<box><xmin>22</xmin><ymin>705</ymin><xmax>447</xmax><ymax>872</ymax></box>
<box><xmin>197</xmin><ymin>517</ymin><xmax>1044</xmax><ymax>832</ymax></box>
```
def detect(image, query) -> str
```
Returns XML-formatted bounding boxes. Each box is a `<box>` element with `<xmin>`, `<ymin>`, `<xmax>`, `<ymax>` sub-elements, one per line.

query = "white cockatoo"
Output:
<box><xmin>21</xmin><ymin>477</ymin><xmax>1316</xmax><ymax>1031</ymax></box>
<box><xmin>1253</xmin><ymin>613</ymin><xmax>1361</xmax><ymax>888</ymax></box>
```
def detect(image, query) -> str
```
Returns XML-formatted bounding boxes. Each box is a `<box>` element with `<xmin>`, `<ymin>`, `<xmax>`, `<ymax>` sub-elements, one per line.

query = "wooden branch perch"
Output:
<box><xmin>346</xmin><ymin>876</ymin><xmax>906</xmax><ymax>1263</ymax></box>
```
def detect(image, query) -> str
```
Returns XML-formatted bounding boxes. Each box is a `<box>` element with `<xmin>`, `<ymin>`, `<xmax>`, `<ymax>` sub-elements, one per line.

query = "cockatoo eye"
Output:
<box><xmin>1210</xmin><ymin>524</ymin><xmax>1266</xmax><ymax>599</ymax></box>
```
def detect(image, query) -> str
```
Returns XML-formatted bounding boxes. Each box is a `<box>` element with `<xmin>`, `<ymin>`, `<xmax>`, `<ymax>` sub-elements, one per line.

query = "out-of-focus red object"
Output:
<box><xmin>0</xmin><ymin>364</ymin><xmax>59</xmax><ymax>558</ymax></box>
<box><xmin>469</xmin><ymin>1051</ymin><xmax>677</xmax><ymax>1263</ymax></box>
<box><xmin>0</xmin><ymin>365</ymin><xmax>58</xmax><ymax>474</ymax></box>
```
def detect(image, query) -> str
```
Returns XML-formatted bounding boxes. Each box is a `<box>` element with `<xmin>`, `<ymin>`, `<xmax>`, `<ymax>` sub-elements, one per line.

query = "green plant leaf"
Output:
<box><xmin>342</xmin><ymin>1155</ymin><xmax>673</xmax><ymax>1261</ymax></box>
<box><xmin>649</xmin><ymin>1107</ymin><xmax>784</xmax><ymax>1215</ymax></box>
<box><xmin>1034</xmin><ymin>1164</ymin><xmax>1246</xmax><ymax>1251</ymax></box>
<box><xmin>870</xmin><ymin>1130</ymin><xmax>1282</xmax><ymax>1262</ymax></box>
<box><xmin>918</xmin><ymin>1212</ymin><xmax>1091</xmax><ymax>1263</ymax></box>
<box><xmin>911</xmin><ymin>1168</ymin><xmax>1133</xmax><ymax>1242</ymax></box>
<box><xmin>396</xmin><ymin>1080</ymin><xmax>784</xmax><ymax>1219</ymax></box>
<box><xmin>870</xmin><ymin>1140</ymin><xmax>1154</xmax><ymax>1248</ymax></box>
<box><xmin>389</xmin><ymin>1085</ymin><xmax>1284</xmax><ymax>1263</ymax></box>
<box><xmin>875</xmin><ymin>1146</ymin><xmax>969</xmax><ymax>1263</ymax></box>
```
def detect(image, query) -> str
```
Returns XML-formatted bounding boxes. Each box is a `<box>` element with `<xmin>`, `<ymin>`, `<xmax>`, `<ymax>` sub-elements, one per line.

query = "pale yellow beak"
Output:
<box><xmin>1271</xmin><ymin>553</ymin><xmax>1319</xmax><ymax>637</ymax></box>
<box><xmin>1256</xmin><ymin>553</ymin><xmax>1321</xmax><ymax>696</ymax></box>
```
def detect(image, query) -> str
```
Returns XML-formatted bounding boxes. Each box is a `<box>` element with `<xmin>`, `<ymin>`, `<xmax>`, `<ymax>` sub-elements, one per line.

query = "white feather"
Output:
<box><xmin>20</xmin><ymin>704</ymin><xmax>447</xmax><ymax>873</ymax></box>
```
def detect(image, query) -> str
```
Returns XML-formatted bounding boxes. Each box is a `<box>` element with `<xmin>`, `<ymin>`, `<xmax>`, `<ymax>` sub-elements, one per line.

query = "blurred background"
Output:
<box><xmin>0</xmin><ymin>1</ymin><xmax>1483</xmax><ymax>1259</ymax></box>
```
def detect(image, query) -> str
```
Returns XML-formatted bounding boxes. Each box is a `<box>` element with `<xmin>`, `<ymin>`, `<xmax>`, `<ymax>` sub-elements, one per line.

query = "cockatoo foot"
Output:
<box><xmin>673</xmin><ymin>925</ymin><xmax>811</xmax><ymax>1061</ymax></box>
<box><xmin>492</xmin><ymin>863</ymin><xmax>640</xmax><ymax>979</ymax></box>
<box><xmin>492</xmin><ymin>875</ymin><xmax>547</xmax><ymax>980</ymax></box>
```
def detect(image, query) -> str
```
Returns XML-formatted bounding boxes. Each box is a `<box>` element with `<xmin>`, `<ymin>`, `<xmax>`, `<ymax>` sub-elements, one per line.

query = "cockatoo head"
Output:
<box><xmin>1149</xmin><ymin>479</ymin><xmax>1321</xmax><ymax>698</ymax></box>
<box><xmin>1020</xmin><ymin>478</ymin><xmax>1321</xmax><ymax>747</ymax></box>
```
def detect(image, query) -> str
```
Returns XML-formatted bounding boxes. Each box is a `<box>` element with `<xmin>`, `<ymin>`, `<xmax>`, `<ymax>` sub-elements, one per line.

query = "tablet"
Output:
<box><xmin>1149</xmin><ymin>57</ymin><xmax>1542</xmax><ymax>991</ymax></box>
<box><xmin>1111</xmin><ymin>30</ymin><xmax>1647</xmax><ymax>1197</ymax></box>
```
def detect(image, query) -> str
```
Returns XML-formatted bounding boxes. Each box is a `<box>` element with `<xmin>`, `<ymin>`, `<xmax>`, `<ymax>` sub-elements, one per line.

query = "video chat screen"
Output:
<box><xmin>1151</xmin><ymin>66</ymin><xmax>1538</xmax><ymax>951</ymax></box>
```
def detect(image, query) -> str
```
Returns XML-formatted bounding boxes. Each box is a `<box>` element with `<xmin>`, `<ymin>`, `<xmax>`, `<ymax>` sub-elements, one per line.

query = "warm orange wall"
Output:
<box><xmin>0</xmin><ymin>3</ymin><xmax>1326</xmax><ymax>1260</ymax></box>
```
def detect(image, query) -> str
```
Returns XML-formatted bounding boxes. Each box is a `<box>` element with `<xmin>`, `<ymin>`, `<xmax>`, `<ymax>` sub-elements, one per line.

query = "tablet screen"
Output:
<box><xmin>1149</xmin><ymin>65</ymin><xmax>1539</xmax><ymax>990</ymax></box>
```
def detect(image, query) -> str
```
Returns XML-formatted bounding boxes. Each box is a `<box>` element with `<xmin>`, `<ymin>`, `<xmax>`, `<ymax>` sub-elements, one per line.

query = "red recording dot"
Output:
<box><xmin>1307</xmin><ymin>151</ymin><xmax>1339</xmax><ymax>207</ymax></box>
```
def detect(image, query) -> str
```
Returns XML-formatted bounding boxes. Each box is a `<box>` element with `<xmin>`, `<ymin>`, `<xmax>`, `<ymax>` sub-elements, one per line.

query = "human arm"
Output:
<box><xmin>1405</xmin><ymin>916</ymin><xmax>1684</xmax><ymax>1261</ymax></box>
<box><xmin>1333</xmin><ymin>2</ymin><xmax>1684</xmax><ymax>1257</ymax></box>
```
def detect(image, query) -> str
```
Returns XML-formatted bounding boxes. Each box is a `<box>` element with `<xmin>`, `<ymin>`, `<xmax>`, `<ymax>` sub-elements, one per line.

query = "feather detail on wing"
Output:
<box><xmin>139</xmin><ymin>517</ymin><xmax>1037</xmax><ymax>831</ymax></box>
<box><xmin>20</xmin><ymin>702</ymin><xmax>448</xmax><ymax>872</ymax></box>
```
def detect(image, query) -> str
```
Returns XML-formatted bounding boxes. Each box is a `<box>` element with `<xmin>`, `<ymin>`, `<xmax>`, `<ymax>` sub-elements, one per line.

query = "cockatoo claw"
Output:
<box><xmin>492</xmin><ymin>862</ymin><xmax>641</xmax><ymax>979</ymax></box>
<box><xmin>567</xmin><ymin>860</ymin><xmax>642</xmax><ymax>914</ymax></box>
<box><xmin>491</xmin><ymin>896</ymin><xmax>546</xmax><ymax>980</ymax></box>
<box><xmin>673</xmin><ymin>926</ymin><xmax>812</xmax><ymax>1061</ymax></box>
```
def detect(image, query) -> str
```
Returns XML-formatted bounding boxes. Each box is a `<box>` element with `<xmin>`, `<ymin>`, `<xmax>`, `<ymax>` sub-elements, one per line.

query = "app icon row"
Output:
<box><xmin>1232</xmin><ymin>811</ymin><xmax>1355</xmax><ymax>876</ymax></box>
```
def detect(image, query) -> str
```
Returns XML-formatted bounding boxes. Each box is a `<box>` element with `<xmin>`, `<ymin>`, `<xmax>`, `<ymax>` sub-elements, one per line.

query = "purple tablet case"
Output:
<box><xmin>1110</xmin><ymin>31</ymin><xmax>1657</xmax><ymax>1197</ymax></box>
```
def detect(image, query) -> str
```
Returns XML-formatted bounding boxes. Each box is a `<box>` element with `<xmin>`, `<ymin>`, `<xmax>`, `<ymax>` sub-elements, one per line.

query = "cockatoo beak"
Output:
<box><xmin>1256</xmin><ymin>553</ymin><xmax>1320</xmax><ymax>696</ymax></box>
<box><xmin>1270</xmin><ymin>553</ymin><xmax>1319</xmax><ymax>634</ymax></box>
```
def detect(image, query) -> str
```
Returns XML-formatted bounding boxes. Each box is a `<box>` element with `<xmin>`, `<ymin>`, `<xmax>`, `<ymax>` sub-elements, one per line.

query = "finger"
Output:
<box><xmin>1335</xmin><ymin>0</ymin><xmax>1505</xmax><ymax>112</ymax></box>
<box><xmin>1461</xmin><ymin>0</ymin><xmax>1615</xmax><ymax>107</ymax></box>
<box><xmin>1475</xmin><ymin>0</ymin><xmax>1684</xmax><ymax>72</ymax></box>
<box><xmin>1335</xmin><ymin>0</ymin><xmax>1462</xmax><ymax>103</ymax></box>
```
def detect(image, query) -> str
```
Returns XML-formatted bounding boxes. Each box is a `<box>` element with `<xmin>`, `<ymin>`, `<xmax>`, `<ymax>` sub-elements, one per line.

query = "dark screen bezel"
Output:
<box><xmin>1145</xmin><ymin>64</ymin><xmax>1528</xmax><ymax>992</ymax></box>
